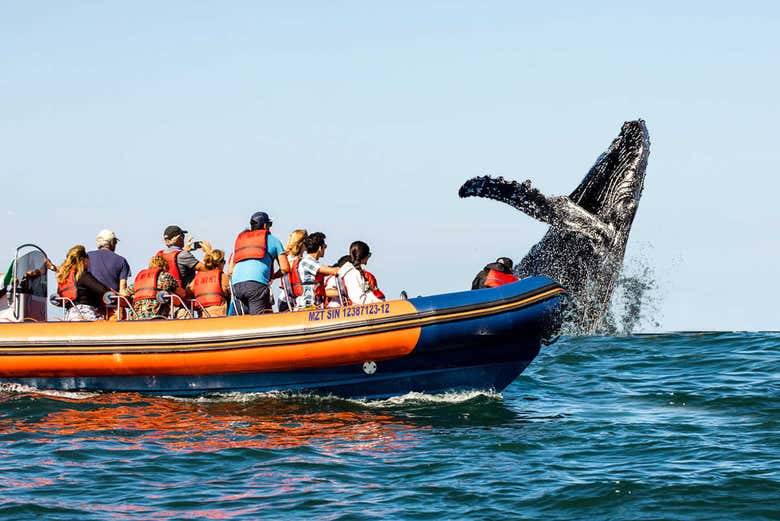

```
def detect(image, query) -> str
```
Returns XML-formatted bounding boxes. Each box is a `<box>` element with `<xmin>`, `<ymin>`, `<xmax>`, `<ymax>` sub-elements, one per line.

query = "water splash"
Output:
<box><xmin>558</xmin><ymin>246</ymin><xmax>663</xmax><ymax>336</ymax></box>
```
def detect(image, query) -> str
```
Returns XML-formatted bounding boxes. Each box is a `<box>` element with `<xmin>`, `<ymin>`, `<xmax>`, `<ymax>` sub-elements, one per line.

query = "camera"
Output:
<box><xmin>192</xmin><ymin>241</ymin><xmax>202</xmax><ymax>250</ymax></box>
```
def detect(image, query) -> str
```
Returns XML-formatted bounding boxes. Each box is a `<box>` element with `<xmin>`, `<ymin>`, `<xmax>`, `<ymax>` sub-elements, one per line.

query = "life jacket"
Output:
<box><xmin>314</xmin><ymin>272</ymin><xmax>325</xmax><ymax>299</ymax></box>
<box><xmin>363</xmin><ymin>270</ymin><xmax>385</xmax><ymax>300</ymax></box>
<box><xmin>133</xmin><ymin>267</ymin><xmax>162</xmax><ymax>304</ymax></box>
<box><xmin>287</xmin><ymin>257</ymin><xmax>304</xmax><ymax>297</ymax></box>
<box><xmin>484</xmin><ymin>269</ymin><xmax>519</xmax><ymax>288</ymax></box>
<box><xmin>233</xmin><ymin>230</ymin><xmax>268</xmax><ymax>263</ymax></box>
<box><xmin>156</xmin><ymin>249</ymin><xmax>182</xmax><ymax>286</ymax></box>
<box><xmin>192</xmin><ymin>269</ymin><xmax>225</xmax><ymax>307</ymax></box>
<box><xmin>57</xmin><ymin>268</ymin><xmax>77</xmax><ymax>301</ymax></box>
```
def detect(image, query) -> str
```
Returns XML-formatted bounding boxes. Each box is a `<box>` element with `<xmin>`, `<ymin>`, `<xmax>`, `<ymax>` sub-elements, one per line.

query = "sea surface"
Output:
<box><xmin>0</xmin><ymin>332</ymin><xmax>778</xmax><ymax>520</ymax></box>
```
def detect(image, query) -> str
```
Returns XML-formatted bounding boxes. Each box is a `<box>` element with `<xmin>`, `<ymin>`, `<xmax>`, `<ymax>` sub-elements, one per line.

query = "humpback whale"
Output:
<box><xmin>459</xmin><ymin>120</ymin><xmax>650</xmax><ymax>334</ymax></box>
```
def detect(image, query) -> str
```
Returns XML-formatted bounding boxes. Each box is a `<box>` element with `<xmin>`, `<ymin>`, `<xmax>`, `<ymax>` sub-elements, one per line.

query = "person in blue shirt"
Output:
<box><xmin>229</xmin><ymin>211</ymin><xmax>289</xmax><ymax>314</ymax></box>
<box><xmin>87</xmin><ymin>229</ymin><xmax>132</xmax><ymax>293</ymax></box>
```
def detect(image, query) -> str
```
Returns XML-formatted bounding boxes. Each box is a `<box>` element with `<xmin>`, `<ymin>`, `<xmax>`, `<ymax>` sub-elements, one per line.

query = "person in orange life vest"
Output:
<box><xmin>337</xmin><ymin>241</ymin><xmax>382</xmax><ymax>306</ymax></box>
<box><xmin>277</xmin><ymin>229</ymin><xmax>307</xmax><ymax>313</ymax></box>
<box><xmin>229</xmin><ymin>211</ymin><xmax>289</xmax><ymax>315</ymax></box>
<box><xmin>324</xmin><ymin>255</ymin><xmax>352</xmax><ymax>308</ymax></box>
<box><xmin>158</xmin><ymin>225</ymin><xmax>212</xmax><ymax>291</ymax></box>
<box><xmin>131</xmin><ymin>255</ymin><xmax>186</xmax><ymax>320</ymax></box>
<box><xmin>471</xmin><ymin>257</ymin><xmax>519</xmax><ymax>289</ymax></box>
<box><xmin>56</xmin><ymin>245</ymin><xmax>113</xmax><ymax>321</ymax></box>
<box><xmin>296</xmin><ymin>232</ymin><xmax>340</xmax><ymax>309</ymax></box>
<box><xmin>188</xmin><ymin>249</ymin><xmax>231</xmax><ymax>317</ymax></box>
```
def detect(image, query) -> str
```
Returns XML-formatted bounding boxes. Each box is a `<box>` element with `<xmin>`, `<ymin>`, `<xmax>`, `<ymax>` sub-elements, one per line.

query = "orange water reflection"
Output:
<box><xmin>0</xmin><ymin>392</ymin><xmax>424</xmax><ymax>455</ymax></box>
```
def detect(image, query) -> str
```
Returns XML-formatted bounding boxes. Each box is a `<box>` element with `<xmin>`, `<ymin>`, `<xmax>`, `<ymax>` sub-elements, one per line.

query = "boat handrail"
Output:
<box><xmin>189</xmin><ymin>298</ymin><xmax>212</xmax><ymax>318</ymax></box>
<box><xmin>336</xmin><ymin>277</ymin><xmax>349</xmax><ymax>306</ymax></box>
<box><xmin>156</xmin><ymin>291</ymin><xmax>194</xmax><ymax>320</ymax></box>
<box><xmin>280</xmin><ymin>274</ymin><xmax>296</xmax><ymax>312</ymax></box>
<box><xmin>102</xmin><ymin>293</ymin><xmax>139</xmax><ymax>321</ymax></box>
<box><xmin>48</xmin><ymin>294</ymin><xmax>88</xmax><ymax>321</ymax></box>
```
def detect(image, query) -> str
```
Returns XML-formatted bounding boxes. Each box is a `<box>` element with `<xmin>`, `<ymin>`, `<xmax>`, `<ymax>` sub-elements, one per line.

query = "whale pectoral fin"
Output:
<box><xmin>459</xmin><ymin>176</ymin><xmax>556</xmax><ymax>223</ymax></box>
<box><xmin>459</xmin><ymin>175</ymin><xmax>615</xmax><ymax>244</ymax></box>
<box><xmin>547</xmin><ymin>196</ymin><xmax>615</xmax><ymax>245</ymax></box>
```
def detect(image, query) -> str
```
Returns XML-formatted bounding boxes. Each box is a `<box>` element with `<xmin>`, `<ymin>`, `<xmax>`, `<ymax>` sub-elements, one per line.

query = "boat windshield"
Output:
<box><xmin>2</xmin><ymin>244</ymin><xmax>49</xmax><ymax>322</ymax></box>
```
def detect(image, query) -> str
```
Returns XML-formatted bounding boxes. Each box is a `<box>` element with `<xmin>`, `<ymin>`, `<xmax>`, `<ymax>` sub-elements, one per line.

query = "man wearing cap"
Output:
<box><xmin>159</xmin><ymin>225</ymin><xmax>212</xmax><ymax>289</ymax></box>
<box><xmin>88</xmin><ymin>229</ymin><xmax>132</xmax><ymax>293</ymax></box>
<box><xmin>229</xmin><ymin>211</ymin><xmax>289</xmax><ymax>314</ymax></box>
<box><xmin>471</xmin><ymin>257</ymin><xmax>520</xmax><ymax>290</ymax></box>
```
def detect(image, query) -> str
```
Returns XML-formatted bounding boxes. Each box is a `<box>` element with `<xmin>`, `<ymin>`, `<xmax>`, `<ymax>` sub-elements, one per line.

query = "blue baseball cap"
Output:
<box><xmin>250</xmin><ymin>211</ymin><xmax>272</xmax><ymax>226</ymax></box>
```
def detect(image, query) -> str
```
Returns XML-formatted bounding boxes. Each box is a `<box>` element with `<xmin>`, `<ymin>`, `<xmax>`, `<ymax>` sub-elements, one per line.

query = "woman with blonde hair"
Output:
<box><xmin>278</xmin><ymin>229</ymin><xmax>307</xmax><ymax>312</ymax></box>
<box><xmin>188</xmin><ymin>249</ymin><xmax>231</xmax><ymax>317</ymax></box>
<box><xmin>131</xmin><ymin>255</ymin><xmax>185</xmax><ymax>319</ymax></box>
<box><xmin>56</xmin><ymin>245</ymin><xmax>112</xmax><ymax>321</ymax></box>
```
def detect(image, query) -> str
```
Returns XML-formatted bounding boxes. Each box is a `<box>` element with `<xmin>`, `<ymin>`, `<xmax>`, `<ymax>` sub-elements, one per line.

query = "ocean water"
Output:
<box><xmin>0</xmin><ymin>332</ymin><xmax>778</xmax><ymax>520</ymax></box>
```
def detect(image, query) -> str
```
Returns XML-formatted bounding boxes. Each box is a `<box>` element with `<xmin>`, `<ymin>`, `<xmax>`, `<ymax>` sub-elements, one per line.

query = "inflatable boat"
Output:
<box><xmin>0</xmin><ymin>245</ymin><xmax>565</xmax><ymax>398</ymax></box>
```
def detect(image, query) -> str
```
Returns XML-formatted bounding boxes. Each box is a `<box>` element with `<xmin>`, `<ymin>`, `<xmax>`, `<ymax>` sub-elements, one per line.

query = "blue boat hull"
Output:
<box><xmin>1</xmin><ymin>277</ymin><xmax>564</xmax><ymax>398</ymax></box>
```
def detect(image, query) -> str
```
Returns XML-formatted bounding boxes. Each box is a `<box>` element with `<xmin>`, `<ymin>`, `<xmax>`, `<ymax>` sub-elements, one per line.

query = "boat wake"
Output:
<box><xmin>171</xmin><ymin>389</ymin><xmax>503</xmax><ymax>407</ymax></box>
<box><xmin>0</xmin><ymin>382</ymin><xmax>100</xmax><ymax>400</ymax></box>
<box><xmin>350</xmin><ymin>390</ymin><xmax>503</xmax><ymax>408</ymax></box>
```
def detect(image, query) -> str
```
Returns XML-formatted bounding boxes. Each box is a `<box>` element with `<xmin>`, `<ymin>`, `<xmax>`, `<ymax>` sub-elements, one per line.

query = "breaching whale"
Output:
<box><xmin>459</xmin><ymin>120</ymin><xmax>650</xmax><ymax>334</ymax></box>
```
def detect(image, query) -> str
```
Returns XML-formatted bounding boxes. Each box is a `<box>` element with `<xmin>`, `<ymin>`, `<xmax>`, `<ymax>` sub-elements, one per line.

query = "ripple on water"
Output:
<box><xmin>0</xmin><ymin>332</ymin><xmax>778</xmax><ymax>520</ymax></box>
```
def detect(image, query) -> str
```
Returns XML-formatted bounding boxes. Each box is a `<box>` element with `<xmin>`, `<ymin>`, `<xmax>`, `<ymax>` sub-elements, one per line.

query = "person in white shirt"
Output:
<box><xmin>337</xmin><ymin>241</ymin><xmax>382</xmax><ymax>305</ymax></box>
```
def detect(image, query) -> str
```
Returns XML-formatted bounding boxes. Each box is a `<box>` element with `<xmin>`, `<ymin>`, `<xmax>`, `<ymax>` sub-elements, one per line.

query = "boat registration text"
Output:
<box><xmin>308</xmin><ymin>303</ymin><xmax>391</xmax><ymax>322</ymax></box>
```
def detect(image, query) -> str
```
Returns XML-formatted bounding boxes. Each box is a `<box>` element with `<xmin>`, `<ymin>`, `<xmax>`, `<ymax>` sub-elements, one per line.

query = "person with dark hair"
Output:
<box><xmin>338</xmin><ymin>241</ymin><xmax>383</xmax><ymax>305</ymax></box>
<box><xmin>229</xmin><ymin>211</ymin><xmax>289</xmax><ymax>314</ymax></box>
<box><xmin>295</xmin><ymin>232</ymin><xmax>339</xmax><ymax>309</ymax></box>
<box><xmin>158</xmin><ymin>225</ymin><xmax>212</xmax><ymax>289</ymax></box>
<box><xmin>471</xmin><ymin>257</ymin><xmax>519</xmax><ymax>289</ymax></box>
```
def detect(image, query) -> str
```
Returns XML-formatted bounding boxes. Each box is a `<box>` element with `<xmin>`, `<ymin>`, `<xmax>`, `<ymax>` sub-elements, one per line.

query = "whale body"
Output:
<box><xmin>459</xmin><ymin>120</ymin><xmax>650</xmax><ymax>334</ymax></box>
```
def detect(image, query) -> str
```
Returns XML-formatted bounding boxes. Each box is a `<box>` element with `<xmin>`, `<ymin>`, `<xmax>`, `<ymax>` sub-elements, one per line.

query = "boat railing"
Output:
<box><xmin>156</xmin><ymin>291</ymin><xmax>194</xmax><ymax>320</ymax></box>
<box><xmin>189</xmin><ymin>298</ymin><xmax>212</xmax><ymax>318</ymax></box>
<box><xmin>49</xmin><ymin>294</ymin><xmax>88</xmax><ymax>321</ymax></box>
<box><xmin>280</xmin><ymin>274</ymin><xmax>299</xmax><ymax>312</ymax></box>
<box><xmin>336</xmin><ymin>277</ymin><xmax>349</xmax><ymax>305</ymax></box>
<box><xmin>102</xmin><ymin>293</ymin><xmax>139</xmax><ymax>321</ymax></box>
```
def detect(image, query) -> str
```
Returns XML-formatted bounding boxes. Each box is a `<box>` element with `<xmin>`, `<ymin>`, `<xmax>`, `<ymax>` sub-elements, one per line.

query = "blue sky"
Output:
<box><xmin>2</xmin><ymin>2</ymin><xmax>778</xmax><ymax>330</ymax></box>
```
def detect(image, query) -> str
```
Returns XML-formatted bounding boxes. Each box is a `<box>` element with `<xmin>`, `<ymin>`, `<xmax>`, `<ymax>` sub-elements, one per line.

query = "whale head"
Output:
<box><xmin>570</xmin><ymin>119</ymin><xmax>649</xmax><ymax>233</ymax></box>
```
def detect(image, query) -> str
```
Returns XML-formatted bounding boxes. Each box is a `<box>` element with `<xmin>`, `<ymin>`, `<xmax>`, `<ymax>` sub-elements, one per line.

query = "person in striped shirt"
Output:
<box><xmin>295</xmin><ymin>232</ymin><xmax>339</xmax><ymax>309</ymax></box>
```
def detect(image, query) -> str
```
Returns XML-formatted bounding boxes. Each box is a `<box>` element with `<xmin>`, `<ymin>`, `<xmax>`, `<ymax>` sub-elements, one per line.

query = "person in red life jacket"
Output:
<box><xmin>187</xmin><ymin>249</ymin><xmax>231</xmax><ymax>317</ymax></box>
<box><xmin>277</xmin><ymin>229</ymin><xmax>307</xmax><ymax>313</ymax></box>
<box><xmin>362</xmin><ymin>270</ymin><xmax>386</xmax><ymax>301</ymax></box>
<box><xmin>337</xmin><ymin>241</ymin><xmax>383</xmax><ymax>305</ymax></box>
<box><xmin>229</xmin><ymin>211</ymin><xmax>289</xmax><ymax>315</ymax></box>
<box><xmin>471</xmin><ymin>257</ymin><xmax>520</xmax><ymax>289</ymax></box>
<box><xmin>158</xmin><ymin>225</ymin><xmax>213</xmax><ymax>290</ymax></box>
<box><xmin>56</xmin><ymin>245</ymin><xmax>113</xmax><ymax>321</ymax></box>
<box><xmin>295</xmin><ymin>232</ymin><xmax>340</xmax><ymax>309</ymax></box>
<box><xmin>131</xmin><ymin>255</ymin><xmax>187</xmax><ymax>320</ymax></box>
<box><xmin>324</xmin><ymin>255</ymin><xmax>352</xmax><ymax>308</ymax></box>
